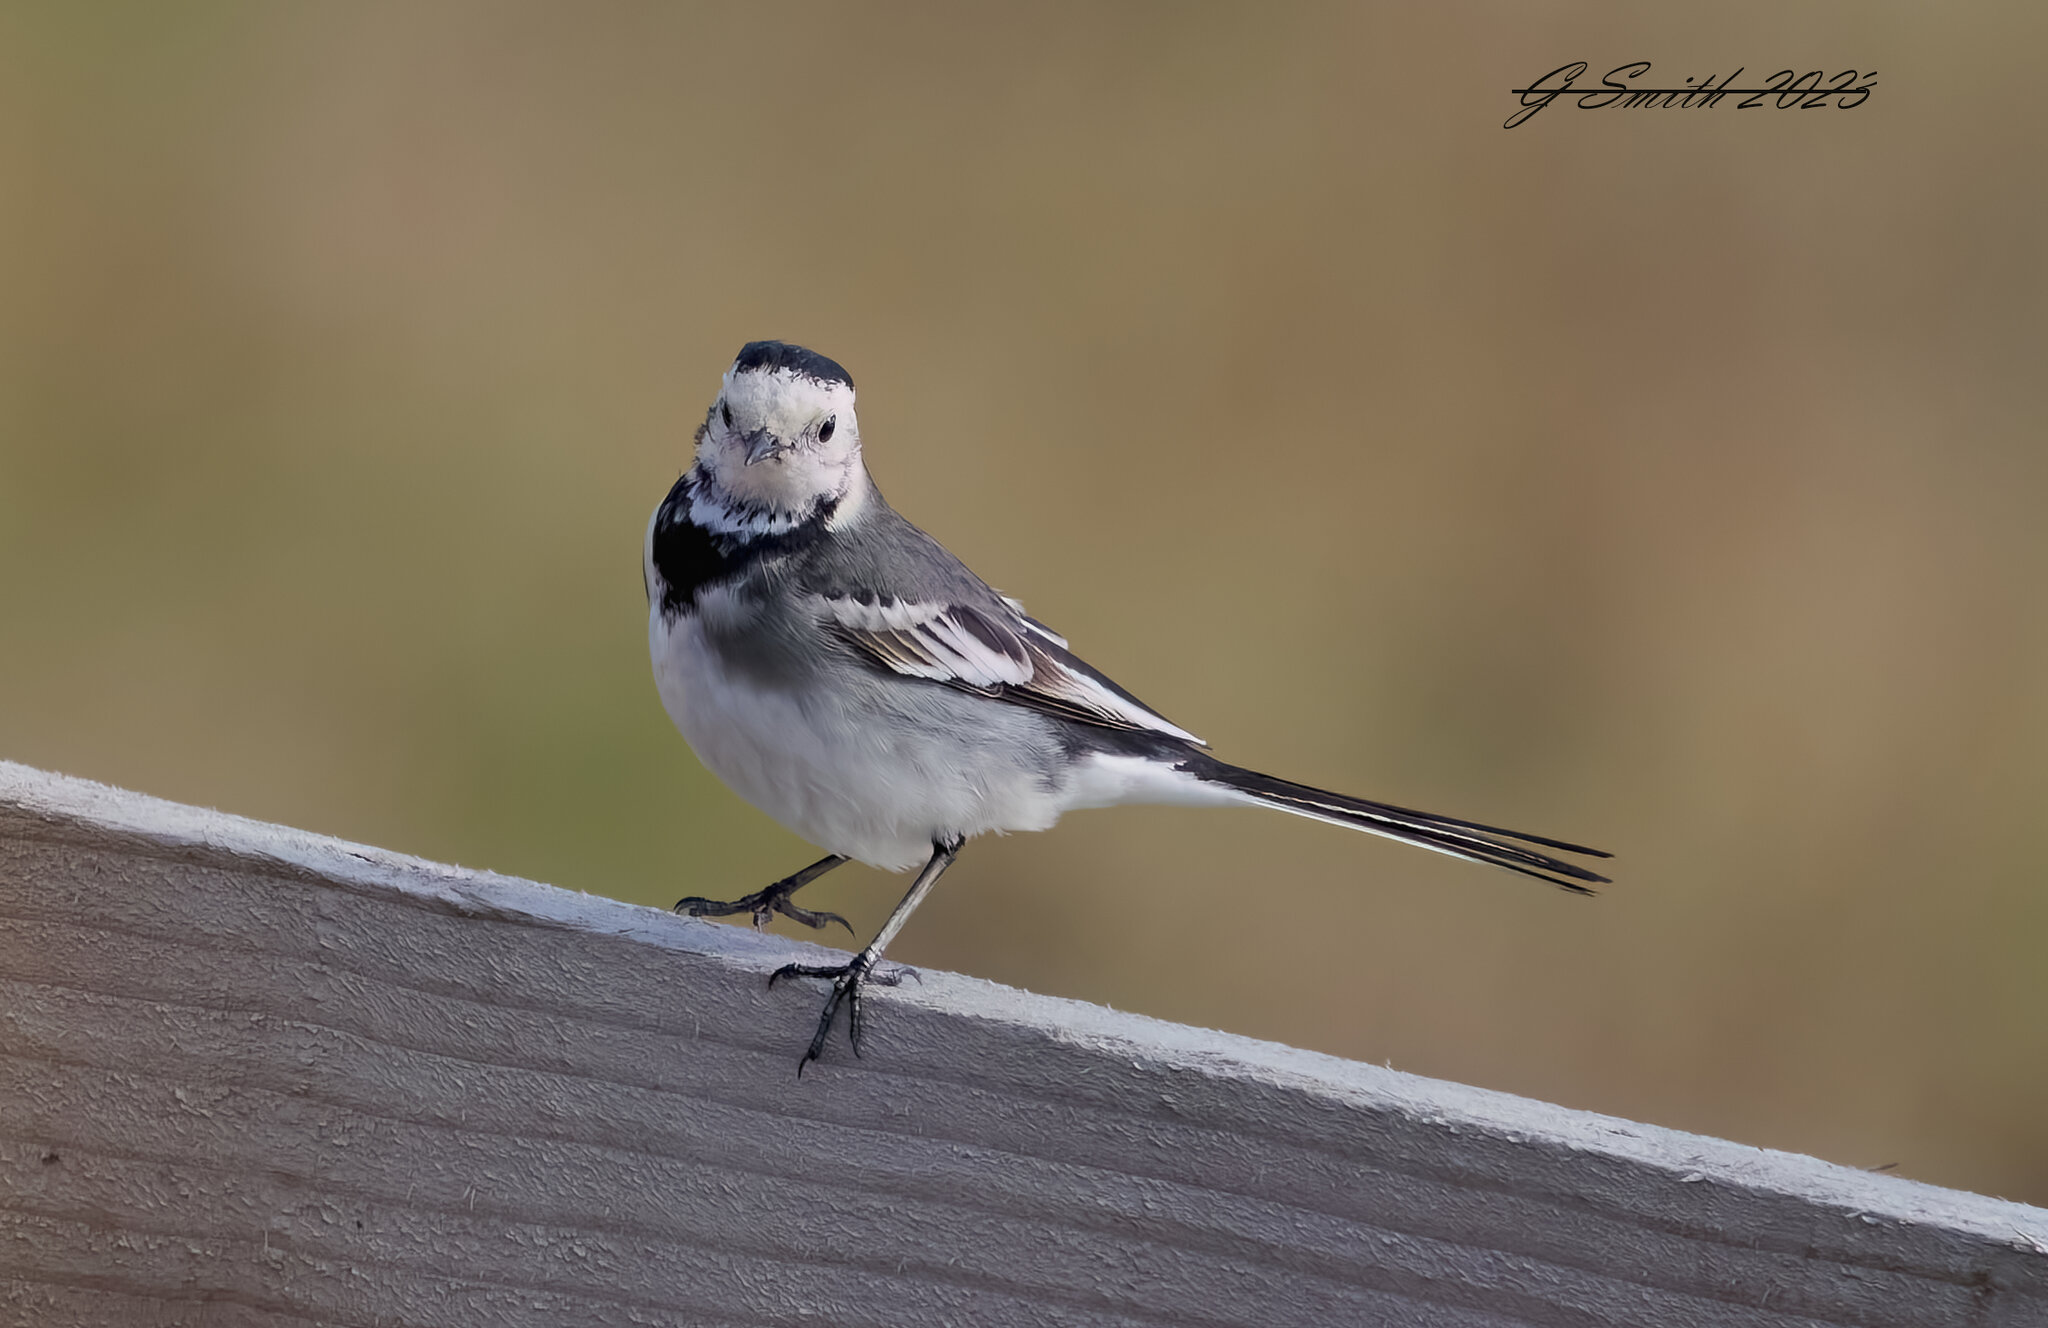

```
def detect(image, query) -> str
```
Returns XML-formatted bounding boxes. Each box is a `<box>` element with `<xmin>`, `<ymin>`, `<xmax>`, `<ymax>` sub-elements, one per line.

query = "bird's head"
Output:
<box><xmin>695</xmin><ymin>341</ymin><xmax>863</xmax><ymax>519</ymax></box>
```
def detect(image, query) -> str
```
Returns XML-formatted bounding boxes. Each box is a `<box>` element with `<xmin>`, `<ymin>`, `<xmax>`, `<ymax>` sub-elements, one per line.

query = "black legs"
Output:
<box><xmin>768</xmin><ymin>836</ymin><xmax>962</xmax><ymax>1074</ymax></box>
<box><xmin>675</xmin><ymin>853</ymin><xmax>852</xmax><ymax>934</ymax></box>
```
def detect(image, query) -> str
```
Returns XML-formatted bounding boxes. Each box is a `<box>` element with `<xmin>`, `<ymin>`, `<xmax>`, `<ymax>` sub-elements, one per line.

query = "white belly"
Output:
<box><xmin>650</xmin><ymin>606</ymin><xmax>1072</xmax><ymax>870</ymax></box>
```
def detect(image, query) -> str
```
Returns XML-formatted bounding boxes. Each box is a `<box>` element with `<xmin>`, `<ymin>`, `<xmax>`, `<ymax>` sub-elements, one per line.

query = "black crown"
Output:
<box><xmin>733</xmin><ymin>341</ymin><xmax>853</xmax><ymax>388</ymax></box>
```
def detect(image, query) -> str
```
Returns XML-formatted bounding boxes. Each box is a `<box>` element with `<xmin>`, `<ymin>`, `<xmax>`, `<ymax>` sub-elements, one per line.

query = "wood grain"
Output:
<box><xmin>2</xmin><ymin>761</ymin><xmax>2043</xmax><ymax>1327</ymax></box>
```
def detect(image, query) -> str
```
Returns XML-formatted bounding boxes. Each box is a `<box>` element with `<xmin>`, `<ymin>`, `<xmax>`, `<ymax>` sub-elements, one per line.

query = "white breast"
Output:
<box><xmin>649</xmin><ymin>594</ymin><xmax>1077</xmax><ymax>871</ymax></box>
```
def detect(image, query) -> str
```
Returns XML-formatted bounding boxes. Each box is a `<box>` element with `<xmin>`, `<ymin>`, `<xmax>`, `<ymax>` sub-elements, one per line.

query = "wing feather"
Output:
<box><xmin>820</xmin><ymin>595</ymin><xmax>1203</xmax><ymax>745</ymax></box>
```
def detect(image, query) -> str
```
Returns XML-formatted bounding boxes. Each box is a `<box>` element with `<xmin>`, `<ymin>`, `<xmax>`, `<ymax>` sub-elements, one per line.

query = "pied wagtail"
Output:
<box><xmin>646</xmin><ymin>341</ymin><xmax>1610</xmax><ymax>1072</ymax></box>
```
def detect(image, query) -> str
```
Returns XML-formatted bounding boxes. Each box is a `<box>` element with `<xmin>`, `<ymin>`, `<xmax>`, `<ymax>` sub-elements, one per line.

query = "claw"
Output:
<box><xmin>770</xmin><ymin>956</ymin><xmax>911</xmax><ymax>1073</ymax></box>
<box><xmin>777</xmin><ymin>902</ymin><xmax>855</xmax><ymax>936</ymax></box>
<box><xmin>733</xmin><ymin>840</ymin><xmax>957</xmax><ymax>1070</ymax></box>
<box><xmin>675</xmin><ymin>886</ymin><xmax>849</xmax><ymax>934</ymax></box>
<box><xmin>675</xmin><ymin>854</ymin><xmax>851</xmax><ymax>933</ymax></box>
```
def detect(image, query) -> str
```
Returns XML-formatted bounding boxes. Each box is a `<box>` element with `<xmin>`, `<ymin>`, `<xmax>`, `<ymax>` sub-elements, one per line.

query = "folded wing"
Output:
<box><xmin>821</xmin><ymin>595</ymin><xmax>1205</xmax><ymax>746</ymax></box>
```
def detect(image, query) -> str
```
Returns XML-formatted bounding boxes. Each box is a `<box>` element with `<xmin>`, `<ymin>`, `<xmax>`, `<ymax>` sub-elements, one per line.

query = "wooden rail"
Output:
<box><xmin>1</xmin><ymin>760</ymin><xmax>2043</xmax><ymax>1326</ymax></box>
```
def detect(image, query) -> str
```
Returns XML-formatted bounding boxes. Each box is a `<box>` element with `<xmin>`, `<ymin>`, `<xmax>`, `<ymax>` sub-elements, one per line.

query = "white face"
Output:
<box><xmin>695</xmin><ymin>365</ymin><xmax>862</xmax><ymax>515</ymax></box>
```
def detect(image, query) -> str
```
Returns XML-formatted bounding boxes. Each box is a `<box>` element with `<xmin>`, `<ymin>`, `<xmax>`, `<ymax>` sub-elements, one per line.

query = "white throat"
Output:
<box><xmin>688</xmin><ymin>460</ymin><xmax>872</xmax><ymax>538</ymax></box>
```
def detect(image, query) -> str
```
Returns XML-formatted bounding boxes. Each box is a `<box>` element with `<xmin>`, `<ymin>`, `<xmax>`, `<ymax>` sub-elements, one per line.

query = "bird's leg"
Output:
<box><xmin>675</xmin><ymin>853</ymin><xmax>851</xmax><ymax>934</ymax></box>
<box><xmin>770</xmin><ymin>835</ymin><xmax>962</xmax><ymax>1074</ymax></box>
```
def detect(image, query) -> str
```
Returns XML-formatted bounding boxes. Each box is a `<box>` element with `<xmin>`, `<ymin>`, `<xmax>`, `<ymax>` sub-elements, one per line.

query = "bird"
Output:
<box><xmin>645</xmin><ymin>340</ymin><xmax>1609</xmax><ymax>1072</ymax></box>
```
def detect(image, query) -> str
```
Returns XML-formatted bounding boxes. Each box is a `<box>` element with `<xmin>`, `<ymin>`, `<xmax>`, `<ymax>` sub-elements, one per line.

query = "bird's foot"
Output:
<box><xmin>768</xmin><ymin>954</ymin><xmax>920</xmax><ymax>1074</ymax></box>
<box><xmin>675</xmin><ymin>878</ymin><xmax>852</xmax><ymax>936</ymax></box>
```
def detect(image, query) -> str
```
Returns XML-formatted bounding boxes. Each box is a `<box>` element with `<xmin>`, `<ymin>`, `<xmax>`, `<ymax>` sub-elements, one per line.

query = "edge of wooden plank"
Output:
<box><xmin>3</xmin><ymin>757</ymin><xmax>2044</xmax><ymax>1260</ymax></box>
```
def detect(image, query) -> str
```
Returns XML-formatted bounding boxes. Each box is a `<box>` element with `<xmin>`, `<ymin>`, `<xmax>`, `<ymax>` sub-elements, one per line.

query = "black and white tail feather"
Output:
<box><xmin>648</xmin><ymin>340</ymin><xmax>1612</xmax><ymax>1071</ymax></box>
<box><xmin>1173</xmin><ymin>753</ymin><xmax>1608</xmax><ymax>894</ymax></box>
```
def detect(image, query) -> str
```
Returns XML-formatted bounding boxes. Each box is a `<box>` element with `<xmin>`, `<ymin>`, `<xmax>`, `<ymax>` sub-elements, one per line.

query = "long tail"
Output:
<box><xmin>1176</xmin><ymin>752</ymin><xmax>1611</xmax><ymax>894</ymax></box>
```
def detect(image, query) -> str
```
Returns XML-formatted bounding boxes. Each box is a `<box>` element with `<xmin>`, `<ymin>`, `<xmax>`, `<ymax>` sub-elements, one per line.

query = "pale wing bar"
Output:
<box><xmin>822</xmin><ymin>596</ymin><xmax>1205</xmax><ymax>745</ymax></box>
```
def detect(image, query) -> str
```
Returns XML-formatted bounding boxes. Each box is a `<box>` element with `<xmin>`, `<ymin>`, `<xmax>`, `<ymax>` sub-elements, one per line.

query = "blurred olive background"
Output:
<box><xmin>4</xmin><ymin>3</ymin><xmax>2045</xmax><ymax>1203</ymax></box>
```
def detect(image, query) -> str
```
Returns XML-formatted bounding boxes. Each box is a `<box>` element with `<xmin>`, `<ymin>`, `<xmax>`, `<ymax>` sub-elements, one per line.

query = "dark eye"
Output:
<box><xmin>720</xmin><ymin>403</ymin><xmax>733</xmax><ymax>428</ymax></box>
<box><xmin>818</xmin><ymin>417</ymin><xmax>836</xmax><ymax>443</ymax></box>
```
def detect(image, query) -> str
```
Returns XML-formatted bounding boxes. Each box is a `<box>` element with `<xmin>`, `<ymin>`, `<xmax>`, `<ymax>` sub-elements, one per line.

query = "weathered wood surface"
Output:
<box><xmin>0</xmin><ymin>761</ymin><xmax>2043</xmax><ymax>1328</ymax></box>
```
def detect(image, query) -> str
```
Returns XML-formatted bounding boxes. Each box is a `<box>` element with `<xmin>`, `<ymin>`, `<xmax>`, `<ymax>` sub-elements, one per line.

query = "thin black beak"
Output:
<box><xmin>742</xmin><ymin>429</ymin><xmax>793</xmax><ymax>466</ymax></box>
